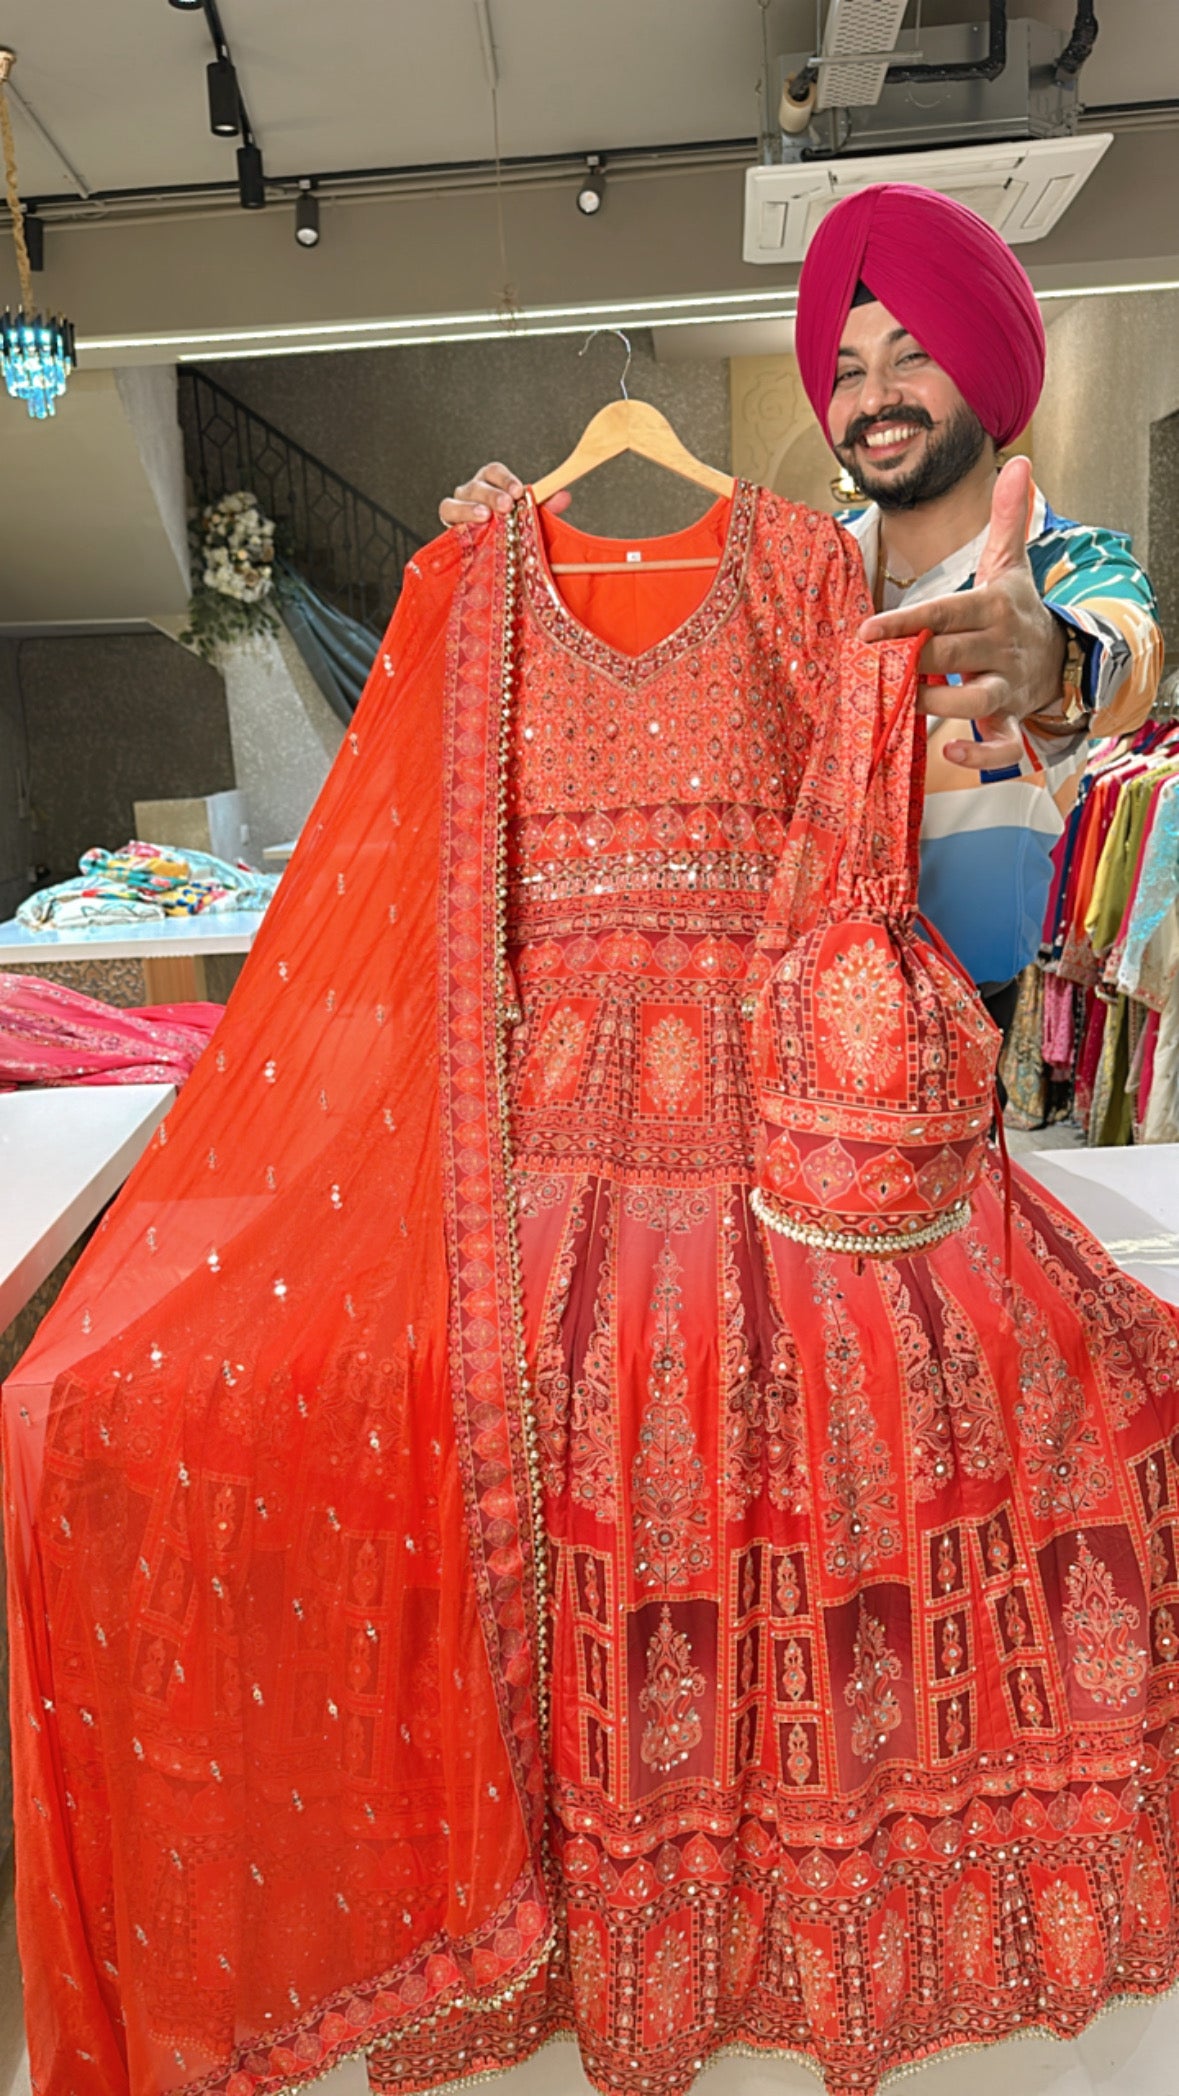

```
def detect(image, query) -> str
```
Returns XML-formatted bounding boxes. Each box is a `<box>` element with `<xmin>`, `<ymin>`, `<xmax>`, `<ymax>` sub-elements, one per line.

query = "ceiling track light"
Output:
<box><xmin>176</xmin><ymin>0</ymin><xmax>266</xmax><ymax>196</ymax></box>
<box><xmin>206</xmin><ymin>55</ymin><xmax>240</xmax><ymax>137</ymax></box>
<box><xmin>294</xmin><ymin>179</ymin><xmax>320</xmax><ymax>248</ymax></box>
<box><xmin>237</xmin><ymin>140</ymin><xmax>266</xmax><ymax>210</ymax></box>
<box><xmin>576</xmin><ymin>154</ymin><xmax>605</xmax><ymax>216</ymax></box>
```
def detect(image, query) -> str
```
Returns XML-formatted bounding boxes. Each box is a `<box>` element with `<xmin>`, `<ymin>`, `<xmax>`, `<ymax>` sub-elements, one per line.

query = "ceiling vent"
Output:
<box><xmin>744</xmin><ymin>132</ymin><xmax>1112</xmax><ymax>263</ymax></box>
<box><xmin>813</xmin><ymin>0</ymin><xmax>910</xmax><ymax>111</ymax></box>
<box><xmin>746</xmin><ymin>14</ymin><xmax>1110</xmax><ymax>264</ymax></box>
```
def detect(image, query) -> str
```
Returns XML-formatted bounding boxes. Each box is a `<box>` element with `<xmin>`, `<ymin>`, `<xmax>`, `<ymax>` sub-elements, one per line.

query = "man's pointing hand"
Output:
<box><xmin>857</xmin><ymin>456</ymin><xmax>1068</xmax><ymax>771</ymax></box>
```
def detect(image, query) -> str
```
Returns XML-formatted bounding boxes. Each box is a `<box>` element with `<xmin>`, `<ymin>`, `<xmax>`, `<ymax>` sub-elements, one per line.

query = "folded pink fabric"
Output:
<box><xmin>0</xmin><ymin>971</ymin><xmax>221</xmax><ymax>1089</ymax></box>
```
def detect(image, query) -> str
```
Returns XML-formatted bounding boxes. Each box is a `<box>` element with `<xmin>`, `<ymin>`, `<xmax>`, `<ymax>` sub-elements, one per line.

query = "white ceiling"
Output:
<box><xmin>0</xmin><ymin>0</ymin><xmax>1175</xmax><ymax>201</ymax></box>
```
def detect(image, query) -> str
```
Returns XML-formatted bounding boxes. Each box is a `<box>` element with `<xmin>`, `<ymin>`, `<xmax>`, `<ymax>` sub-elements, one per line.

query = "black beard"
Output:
<box><xmin>836</xmin><ymin>400</ymin><xmax>988</xmax><ymax>511</ymax></box>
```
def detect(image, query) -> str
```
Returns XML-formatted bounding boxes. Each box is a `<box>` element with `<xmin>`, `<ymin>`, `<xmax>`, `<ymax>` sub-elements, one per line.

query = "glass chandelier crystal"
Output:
<box><xmin>0</xmin><ymin>49</ymin><xmax>75</xmax><ymax>419</ymax></box>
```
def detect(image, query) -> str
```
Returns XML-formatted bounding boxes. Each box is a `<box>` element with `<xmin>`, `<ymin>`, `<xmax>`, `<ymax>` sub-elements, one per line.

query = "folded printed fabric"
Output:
<box><xmin>16</xmin><ymin>839</ymin><xmax>279</xmax><ymax>931</ymax></box>
<box><xmin>0</xmin><ymin>970</ymin><xmax>221</xmax><ymax>1088</ymax></box>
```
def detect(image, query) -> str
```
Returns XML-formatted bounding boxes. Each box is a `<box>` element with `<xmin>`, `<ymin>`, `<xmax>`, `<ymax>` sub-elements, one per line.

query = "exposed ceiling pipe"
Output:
<box><xmin>1056</xmin><ymin>1</ymin><xmax>1099</xmax><ymax>86</ymax></box>
<box><xmin>886</xmin><ymin>0</ymin><xmax>1007</xmax><ymax>86</ymax></box>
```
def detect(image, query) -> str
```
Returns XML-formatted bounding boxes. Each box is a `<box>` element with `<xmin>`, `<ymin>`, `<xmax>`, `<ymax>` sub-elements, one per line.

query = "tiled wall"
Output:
<box><xmin>1033</xmin><ymin>288</ymin><xmax>1179</xmax><ymax>622</ymax></box>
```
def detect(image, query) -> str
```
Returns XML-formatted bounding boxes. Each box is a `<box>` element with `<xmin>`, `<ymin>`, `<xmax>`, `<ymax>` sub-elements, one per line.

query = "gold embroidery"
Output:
<box><xmin>568</xmin><ymin>1919</ymin><xmax>609</xmax><ymax>2029</ymax></box>
<box><xmin>1038</xmin><ymin>1876</ymin><xmax>1103</xmax><ymax>1987</ymax></box>
<box><xmin>639</xmin><ymin>1606</ymin><xmax>705</xmax><ymax>1773</ymax></box>
<box><xmin>1061</xmin><ymin>1533</ymin><xmax>1148</xmax><ymax>1706</ymax></box>
<box><xmin>646</xmin><ymin>1924</ymin><xmax>693</xmax><ymax>2044</ymax></box>
<box><xmin>721</xmin><ymin>1896</ymin><xmax>760</xmax><ymax>1998</ymax></box>
<box><xmin>632</xmin><ymin>1244</ymin><xmax>711</xmax><ymax>1588</ymax></box>
<box><xmin>533</xmin><ymin>1003</ymin><xmax>589</xmax><ymax>1095</ymax></box>
<box><xmin>814</xmin><ymin>935</ymin><xmax>903</xmax><ymax>1086</ymax></box>
<box><xmin>871</xmin><ymin>1908</ymin><xmax>907</xmax><ymax>2020</ymax></box>
<box><xmin>643</xmin><ymin>1014</ymin><xmax>701</xmax><ymax>1116</ymax></box>
<box><xmin>793</xmin><ymin>1933</ymin><xmax>837</xmax><ymax>2029</ymax></box>
<box><xmin>946</xmin><ymin>1882</ymin><xmax>990</xmax><ymax>1986</ymax></box>
<box><xmin>845</xmin><ymin>1600</ymin><xmax>903</xmax><ymax>1763</ymax></box>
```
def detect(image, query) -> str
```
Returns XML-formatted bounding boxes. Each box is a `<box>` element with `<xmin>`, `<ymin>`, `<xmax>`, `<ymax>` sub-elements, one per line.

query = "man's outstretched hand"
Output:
<box><xmin>439</xmin><ymin>463</ymin><xmax>572</xmax><ymax>530</ymax></box>
<box><xmin>857</xmin><ymin>455</ymin><xmax>1067</xmax><ymax>772</ymax></box>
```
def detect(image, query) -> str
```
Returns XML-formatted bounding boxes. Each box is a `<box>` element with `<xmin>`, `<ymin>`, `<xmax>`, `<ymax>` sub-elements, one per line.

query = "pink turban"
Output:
<box><xmin>795</xmin><ymin>183</ymin><xmax>1045</xmax><ymax>448</ymax></box>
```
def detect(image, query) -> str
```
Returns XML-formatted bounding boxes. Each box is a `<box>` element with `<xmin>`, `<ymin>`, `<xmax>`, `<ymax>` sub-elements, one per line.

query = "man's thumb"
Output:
<box><xmin>974</xmin><ymin>454</ymin><xmax>1033</xmax><ymax>585</ymax></box>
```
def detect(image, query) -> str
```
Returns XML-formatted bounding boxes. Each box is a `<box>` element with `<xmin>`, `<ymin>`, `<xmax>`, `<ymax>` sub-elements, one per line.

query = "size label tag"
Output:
<box><xmin>626</xmin><ymin>549</ymin><xmax>642</xmax><ymax>563</ymax></box>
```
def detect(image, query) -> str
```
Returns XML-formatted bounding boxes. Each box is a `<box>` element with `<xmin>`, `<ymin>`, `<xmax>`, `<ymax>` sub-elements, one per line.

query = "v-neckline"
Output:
<box><xmin>517</xmin><ymin>482</ymin><xmax>757</xmax><ymax>690</ymax></box>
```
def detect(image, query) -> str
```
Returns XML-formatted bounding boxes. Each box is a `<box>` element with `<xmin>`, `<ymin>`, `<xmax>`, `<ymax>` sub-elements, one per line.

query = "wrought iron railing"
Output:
<box><xmin>178</xmin><ymin>366</ymin><xmax>424</xmax><ymax>633</ymax></box>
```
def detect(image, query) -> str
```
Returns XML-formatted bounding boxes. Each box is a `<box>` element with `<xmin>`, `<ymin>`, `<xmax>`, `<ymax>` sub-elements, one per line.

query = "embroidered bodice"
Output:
<box><xmin>506</xmin><ymin>483</ymin><xmax>855</xmax><ymax>1177</ymax></box>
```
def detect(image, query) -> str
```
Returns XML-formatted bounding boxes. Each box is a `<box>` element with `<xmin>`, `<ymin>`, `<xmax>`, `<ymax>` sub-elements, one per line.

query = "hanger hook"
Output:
<box><xmin>579</xmin><ymin>325</ymin><xmax>632</xmax><ymax>400</ymax></box>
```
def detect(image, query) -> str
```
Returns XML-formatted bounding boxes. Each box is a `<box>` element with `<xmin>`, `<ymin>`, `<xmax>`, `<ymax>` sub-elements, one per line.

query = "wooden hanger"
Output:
<box><xmin>532</xmin><ymin>330</ymin><xmax>735</xmax><ymax>574</ymax></box>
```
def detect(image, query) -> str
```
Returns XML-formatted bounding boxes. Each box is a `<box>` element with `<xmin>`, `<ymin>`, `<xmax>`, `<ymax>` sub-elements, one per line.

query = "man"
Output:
<box><xmin>440</xmin><ymin>183</ymin><xmax>1162</xmax><ymax>1031</ymax></box>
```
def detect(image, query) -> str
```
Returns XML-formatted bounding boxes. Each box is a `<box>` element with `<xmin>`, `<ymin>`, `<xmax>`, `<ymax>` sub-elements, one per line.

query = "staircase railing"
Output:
<box><xmin>178</xmin><ymin>366</ymin><xmax>424</xmax><ymax>634</ymax></box>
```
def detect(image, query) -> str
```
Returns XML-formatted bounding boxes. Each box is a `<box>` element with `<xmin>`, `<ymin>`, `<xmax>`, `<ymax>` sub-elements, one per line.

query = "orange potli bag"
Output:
<box><xmin>746</xmin><ymin>630</ymin><xmax>1005</xmax><ymax>1261</ymax></box>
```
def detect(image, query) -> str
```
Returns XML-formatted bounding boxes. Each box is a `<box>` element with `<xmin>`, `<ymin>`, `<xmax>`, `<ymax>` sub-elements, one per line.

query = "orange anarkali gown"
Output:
<box><xmin>7</xmin><ymin>486</ymin><xmax>1179</xmax><ymax>2096</ymax></box>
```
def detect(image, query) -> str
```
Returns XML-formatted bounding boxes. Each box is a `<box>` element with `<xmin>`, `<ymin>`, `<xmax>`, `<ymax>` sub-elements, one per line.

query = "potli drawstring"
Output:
<box><xmin>992</xmin><ymin>1086</ymin><xmax>1015</xmax><ymax>1303</ymax></box>
<box><xmin>820</xmin><ymin>630</ymin><xmax>928</xmax><ymax>911</ymax></box>
<box><xmin>864</xmin><ymin>633</ymin><xmax>1017</xmax><ymax>1286</ymax></box>
<box><xmin>914</xmin><ymin>904</ymin><xmax>1017</xmax><ymax>1297</ymax></box>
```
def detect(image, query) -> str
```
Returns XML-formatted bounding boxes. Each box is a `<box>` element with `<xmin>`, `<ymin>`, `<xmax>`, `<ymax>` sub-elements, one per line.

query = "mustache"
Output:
<box><xmin>842</xmin><ymin>405</ymin><xmax>935</xmax><ymax>449</ymax></box>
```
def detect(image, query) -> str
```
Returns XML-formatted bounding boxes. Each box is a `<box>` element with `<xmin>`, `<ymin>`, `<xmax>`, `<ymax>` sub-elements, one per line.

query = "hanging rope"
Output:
<box><xmin>0</xmin><ymin>80</ymin><xmax>33</xmax><ymax>313</ymax></box>
<box><xmin>489</xmin><ymin>77</ymin><xmax>518</xmax><ymax>322</ymax></box>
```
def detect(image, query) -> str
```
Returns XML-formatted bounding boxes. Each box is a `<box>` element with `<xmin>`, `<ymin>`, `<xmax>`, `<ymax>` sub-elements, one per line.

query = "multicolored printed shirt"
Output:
<box><xmin>841</xmin><ymin>484</ymin><xmax>1163</xmax><ymax>987</ymax></box>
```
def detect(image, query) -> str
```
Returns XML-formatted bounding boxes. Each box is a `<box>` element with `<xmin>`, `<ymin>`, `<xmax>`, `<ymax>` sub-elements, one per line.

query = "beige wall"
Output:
<box><xmin>0</xmin><ymin>369</ymin><xmax>190</xmax><ymax>625</ymax></box>
<box><xmin>729</xmin><ymin>354</ymin><xmax>842</xmax><ymax>515</ymax></box>
<box><xmin>1033</xmin><ymin>290</ymin><xmax>1179</xmax><ymax>564</ymax></box>
<box><xmin>1033</xmin><ymin>289</ymin><xmax>1179</xmax><ymax>661</ymax></box>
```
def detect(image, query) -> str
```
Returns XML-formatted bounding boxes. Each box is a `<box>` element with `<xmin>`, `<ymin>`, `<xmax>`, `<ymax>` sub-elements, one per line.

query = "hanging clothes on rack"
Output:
<box><xmin>1117</xmin><ymin>767</ymin><xmax>1179</xmax><ymax>1139</ymax></box>
<box><xmin>1004</xmin><ymin>702</ymin><xmax>1179</xmax><ymax>1143</ymax></box>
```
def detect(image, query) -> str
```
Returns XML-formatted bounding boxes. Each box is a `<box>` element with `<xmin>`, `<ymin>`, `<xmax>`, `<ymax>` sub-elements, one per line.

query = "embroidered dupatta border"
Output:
<box><xmin>436</xmin><ymin>510</ymin><xmax>550</xmax><ymax>1835</ymax></box>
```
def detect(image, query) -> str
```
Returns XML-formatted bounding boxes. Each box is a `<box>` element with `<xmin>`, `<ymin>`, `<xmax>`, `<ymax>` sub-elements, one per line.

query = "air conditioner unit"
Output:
<box><xmin>743</xmin><ymin>132</ymin><xmax>1112</xmax><ymax>264</ymax></box>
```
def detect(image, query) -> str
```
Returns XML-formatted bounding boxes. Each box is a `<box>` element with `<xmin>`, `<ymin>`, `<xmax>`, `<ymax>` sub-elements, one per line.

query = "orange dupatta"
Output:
<box><xmin>3</xmin><ymin>518</ymin><xmax>549</xmax><ymax>2095</ymax></box>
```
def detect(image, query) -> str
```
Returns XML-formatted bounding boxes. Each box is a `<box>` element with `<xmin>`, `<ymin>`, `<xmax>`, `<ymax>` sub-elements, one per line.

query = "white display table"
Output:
<box><xmin>0</xmin><ymin>1083</ymin><xmax>174</xmax><ymax>1330</ymax></box>
<box><xmin>1021</xmin><ymin>1143</ymin><xmax>1179</xmax><ymax>1304</ymax></box>
<box><xmin>0</xmin><ymin>909</ymin><xmax>265</xmax><ymax>1003</ymax></box>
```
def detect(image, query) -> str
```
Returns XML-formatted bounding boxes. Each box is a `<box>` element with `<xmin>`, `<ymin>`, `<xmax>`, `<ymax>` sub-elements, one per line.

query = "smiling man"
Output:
<box><xmin>440</xmin><ymin>183</ymin><xmax>1162</xmax><ymax>1031</ymax></box>
<box><xmin>793</xmin><ymin>181</ymin><xmax>1162</xmax><ymax>1028</ymax></box>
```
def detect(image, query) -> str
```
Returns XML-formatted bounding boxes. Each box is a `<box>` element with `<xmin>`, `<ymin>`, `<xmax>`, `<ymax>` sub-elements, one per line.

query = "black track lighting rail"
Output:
<box><xmin>10</xmin><ymin>137</ymin><xmax>758</xmax><ymax>216</ymax></box>
<box><xmin>10</xmin><ymin>91</ymin><xmax>1176</xmax><ymax>224</ymax></box>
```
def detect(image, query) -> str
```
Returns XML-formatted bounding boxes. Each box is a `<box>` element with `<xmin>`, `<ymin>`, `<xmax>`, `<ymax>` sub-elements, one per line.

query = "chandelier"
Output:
<box><xmin>0</xmin><ymin>48</ymin><xmax>75</xmax><ymax>418</ymax></box>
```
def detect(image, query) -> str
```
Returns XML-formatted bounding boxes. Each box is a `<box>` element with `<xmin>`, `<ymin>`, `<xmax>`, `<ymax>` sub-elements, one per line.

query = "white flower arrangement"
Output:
<box><xmin>182</xmin><ymin>490</ymin><xmax>282</xmax><ymax>661</ymax></box>
<box><xmin>200</xmin><ymin>490</ymin><xmax>276</xmax><ymax>604</ymax></box>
